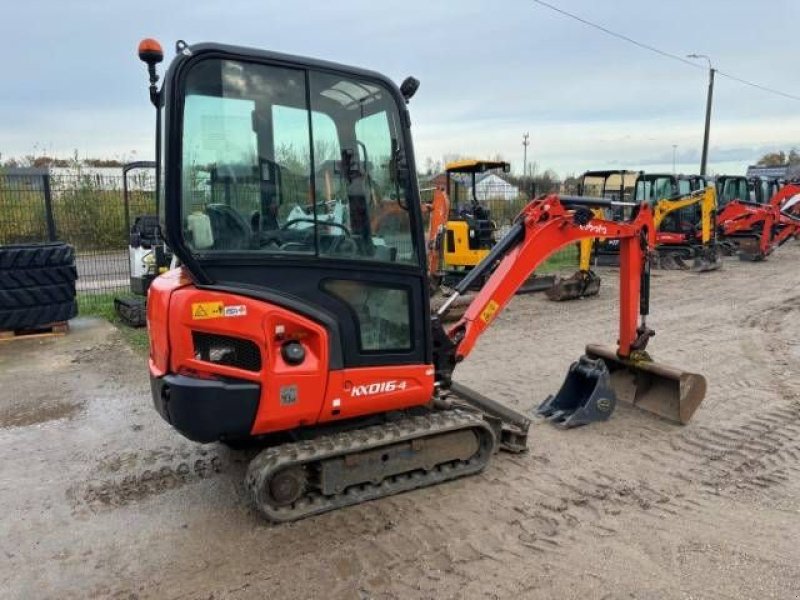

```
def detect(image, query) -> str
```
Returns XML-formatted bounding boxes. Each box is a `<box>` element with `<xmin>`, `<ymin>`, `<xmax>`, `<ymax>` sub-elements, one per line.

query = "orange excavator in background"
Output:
<box><xmin>768</xmin><ymin>181</ymin><xmax>800</xmax><ymax>216</ymax></box>
<box><xmin>139</xmin><ymin>39</ymin><xmax>707</xmax><ymax>522</ymax></box>
<box><xmin>716</xmin><ymin>176</ymin><xmax>800</xmax><ymax>260</ymax></box>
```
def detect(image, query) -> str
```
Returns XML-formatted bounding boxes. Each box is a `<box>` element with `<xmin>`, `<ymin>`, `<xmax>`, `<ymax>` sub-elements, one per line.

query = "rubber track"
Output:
<box><xmin>0</xmin><ymin>243</ymin><xmax>75</xmax><ymax>270</ymax></box>
<box><xmin>0</xmin><ymin>265</ymin><xmax>78</xmax><ymax>290</ymax></box>
<box><xmin>245</xmin><ymin>408</ymin><xmax>496</xmax><ymax>523</ymax></box>
<box><xmin>0</xmin><ymin>300</ymin><xmax>78</xmax><ymax>330</ymax></box>
<box><xmin>0</xmin><ymin>283</ymin><xmax>76</xmax><ymax>308</ymax></box>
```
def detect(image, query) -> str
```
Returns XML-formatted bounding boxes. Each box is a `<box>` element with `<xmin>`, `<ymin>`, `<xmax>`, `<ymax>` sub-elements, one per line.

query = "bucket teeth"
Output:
<box><xmin>691</xmin><ymin>246</ymin><xmax>723</xmax><ymax>272</ymax></box>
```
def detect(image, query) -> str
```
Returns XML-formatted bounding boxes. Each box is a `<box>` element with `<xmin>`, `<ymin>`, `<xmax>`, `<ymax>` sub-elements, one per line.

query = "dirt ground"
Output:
<box><xmin>2</xmin><ymin>244</ymin><xmax>800</xmax><ymax>600</ymax></box>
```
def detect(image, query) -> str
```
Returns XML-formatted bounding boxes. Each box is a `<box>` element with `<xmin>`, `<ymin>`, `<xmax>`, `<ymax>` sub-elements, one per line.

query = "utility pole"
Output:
<box><xmin>522</xmin><ymin>132</ymin><xmax>530</xmax><ymax>192</ymax></box>
<box><xmin>688</xmin><ymin>54</ymin><xmax>714</xmax><ymax>177</ymax></box>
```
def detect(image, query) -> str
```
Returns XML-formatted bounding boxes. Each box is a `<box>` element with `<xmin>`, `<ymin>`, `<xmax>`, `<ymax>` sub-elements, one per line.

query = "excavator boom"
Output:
<box><xmin>434</xmin><ymin>195</ymin><xmax>706</xmax><ymax>427</ymax></box>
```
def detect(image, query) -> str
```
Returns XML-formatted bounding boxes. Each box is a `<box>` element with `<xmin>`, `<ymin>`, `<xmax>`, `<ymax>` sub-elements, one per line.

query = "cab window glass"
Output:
<box><xmin>322</xmin><ymin>280</ymin><xmax>411</xmax><ymax>352</ymax></box>
<box><xmin>180</xmin><ymin>58</ymin><xmax>418</xmax><ymax>265</ymax></box>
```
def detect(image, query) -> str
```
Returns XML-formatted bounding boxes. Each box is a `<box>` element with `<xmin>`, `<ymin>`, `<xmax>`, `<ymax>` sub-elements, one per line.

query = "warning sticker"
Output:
<box><xmin>192</xmin><ymin>302</ymin><xmax>248</xmax><ymax>320</ymax></box>
<box><xmin>479</xmin><ymin>299</ymin><xmax>499</xmax><ymax>325</ymax></box>
<box><xmin>192</xmin><ymin>301</ymin><xmax>224</xmax><ymax>320</ymax></box>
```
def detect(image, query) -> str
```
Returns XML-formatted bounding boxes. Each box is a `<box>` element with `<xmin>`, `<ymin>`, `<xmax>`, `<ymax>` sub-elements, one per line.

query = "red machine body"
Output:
<box><xmin>148</xmin><ymin>196</ymin><xmax>656</xmax><ymax>438</ymax></box>
<box><xmin>149</xmin><ymin>271</ymin><xmax>434</xmax><ymax>436</ymax></box>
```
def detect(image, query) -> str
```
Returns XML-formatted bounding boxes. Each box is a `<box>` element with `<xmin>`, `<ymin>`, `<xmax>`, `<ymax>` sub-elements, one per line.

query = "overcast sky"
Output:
<box><xmin>2</xmin><ymin>0</ymin><xmax>799</xmax><ymax>177</ymax></box>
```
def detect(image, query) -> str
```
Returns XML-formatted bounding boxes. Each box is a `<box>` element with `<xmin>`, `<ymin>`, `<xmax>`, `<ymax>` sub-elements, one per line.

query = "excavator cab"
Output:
<box><xmin>749</xmin><ymin>176</ymin><xmax>782</xmax><ymax>205</ymax></box>
<box><xmin>678</xmin><ymin>175</ymin><xmax>707</xmax><ymax>195</ymax></box>
<box><xmin>438</xmin><ymin>160</ymin><xmax>508</xmax><ymax>286</ymax></box>
<box><xmin>716</xmin><ymin>175</ymin><xmax>750</xmax><ymax>208</ymax></box>
<box><xmin>578</xmin><ymin>170</ymin><xmax>640</xmax><ymax>264</ymax></box>
<box><xmin>149</xmin><ymin>42</ymin><xmax>435</xmax><ymax>440</ymax></box>
<box><xmin>634</xmin><ymin>173</ymin><xmax>721</xmax><ymax>271</ymax></box>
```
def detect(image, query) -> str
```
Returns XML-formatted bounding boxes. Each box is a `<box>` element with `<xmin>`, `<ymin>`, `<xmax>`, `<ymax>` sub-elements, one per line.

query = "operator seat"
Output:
<box><xmin>205</xmin><ymin>203</ymin><xmax>252</xmax><ymax>250</ymax></box>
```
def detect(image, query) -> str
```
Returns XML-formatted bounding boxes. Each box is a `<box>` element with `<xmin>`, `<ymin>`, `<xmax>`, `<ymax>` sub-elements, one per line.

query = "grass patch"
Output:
<box><xmin>78</xmin><ymin>292</ymin><xmax>150</xmax><ymax>354</ymax></box>
<box><xmin>536</xmin><ymin>244</ymin><xmax>579</xmax><ymax>274</ymax></box>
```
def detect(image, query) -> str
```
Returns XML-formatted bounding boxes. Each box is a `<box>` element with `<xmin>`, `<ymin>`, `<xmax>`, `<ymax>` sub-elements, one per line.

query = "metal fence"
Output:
<box><xmin>0</xmin><ymin>168</ymin><xmax>157</xmax><ymax>313</ymax></box>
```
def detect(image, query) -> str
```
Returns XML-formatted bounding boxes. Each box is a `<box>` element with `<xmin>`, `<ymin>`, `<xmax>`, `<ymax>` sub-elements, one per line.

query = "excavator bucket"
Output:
<box><xmin>517</xmin><ymin>273</ymin><xmax>556</xmax><ymax>294</ymax></box>
<box><xmin>545</xmin><ymin>270</ymin><xmax>601</xmax><ymax>302</ymax></box>
<box><xmin>736</xmin><ymin>237</ymin><xmax>766</xmax><ymax>262</ymax></box>
<box><xmin>537</xmin><ymin>356</ymin><xmax>616</xmax><ymax>428</ymax></box>
<box><xmin>691</xmin><ymin>246</ymin><xmax>723</xmax><ymax>272</ymax></box>
<box><xmin>656</xmin><ymin>251</ymin><xmax>690</xmax><ymax>270</ymax></box>
<box><xmin>584</xmin><ymin>344</ymin><xmax>707</xmax><ymax>424</ymax></box>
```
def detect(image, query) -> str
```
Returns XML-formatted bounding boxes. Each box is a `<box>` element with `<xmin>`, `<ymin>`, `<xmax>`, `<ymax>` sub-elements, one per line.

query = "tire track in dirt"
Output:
<box><xmin>67</xmin><ymin>447</ymin><xmax>231</xmax><ymax>510</ymax></box>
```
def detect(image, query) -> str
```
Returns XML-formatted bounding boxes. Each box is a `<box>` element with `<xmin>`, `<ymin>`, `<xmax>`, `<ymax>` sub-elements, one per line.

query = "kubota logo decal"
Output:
<box><xmin>349</xmin><ymin>380</ymin><xmax>408</xmax><ymax>397</ymax></box>
<box><xmin>580</xmin><ymin>223</ymin><xmax>608</xmax><ymax>235</ymax></box>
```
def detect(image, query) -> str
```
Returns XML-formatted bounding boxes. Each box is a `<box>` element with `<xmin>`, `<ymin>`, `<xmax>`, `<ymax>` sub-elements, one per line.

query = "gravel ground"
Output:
<box><xmin>2</xmin><ymin>243</ymin><xmax>800</xmax><ymax>599</ymax></box>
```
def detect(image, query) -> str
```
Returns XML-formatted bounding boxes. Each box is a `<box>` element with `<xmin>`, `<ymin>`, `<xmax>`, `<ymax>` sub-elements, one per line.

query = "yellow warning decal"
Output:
<box><xmin>480</xmin><ymin>299</ymin><xmax>499</xmax><ymax>324</ymax></box>
<box><xmin>191</xmin><ymin>301</ymin><xmax>224</xmax><ymax>320</ymax></box>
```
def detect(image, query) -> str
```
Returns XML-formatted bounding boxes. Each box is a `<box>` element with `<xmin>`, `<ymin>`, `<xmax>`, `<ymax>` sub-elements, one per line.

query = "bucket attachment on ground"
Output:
<box><xmin>517</xmin><ymin>273</ymin><xmax>557</xmax><ymax>294</ymax></box>
<box><xmin>545</xmin><ymin>270</ymin><xmax>601</xmax><ymax>302</ymax></box>
<box><xmin>691</xmin><ymin>246</ymin><xmax>723</xmax><ymax>272</ymax></box>
<box><xmin>718</xmin><ymin>240</ymin><xmax>738</xmax><ymax>256</ymax></box>
<box><xmin>585</xmin><ymin>344</ymin><xmax>706</xmax><ymax>425</ymax></box>
<box><xmin>537</xmin><ymin>356</ymin><xmax>617</xmax><ymax>428</ymax></box>
<box><xmin>734</xmin><ymin>236</ymin><xmax>765</xmax><ymax>262</ymax></box>
<box><xmin>654</xmin><ymin>250</ymin><xmax>690</xmax><ymax>270</ymax></box>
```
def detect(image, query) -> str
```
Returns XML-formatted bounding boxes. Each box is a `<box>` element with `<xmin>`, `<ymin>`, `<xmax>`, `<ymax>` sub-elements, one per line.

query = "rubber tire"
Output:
<box><xmin>0</xmin><ymin>242</ymin><xmax>75</xmax><ymax>270</ymax></box>
<box><xmin>0</xmin><ymin>265</ymin><xmax>78</xmax><ymax>289</ymax></box>
<box><xmin>0</xmin><ymin>283</ymin><xmax>76</xmax><ymax>308</ymax></box>
<box><xmin>0</xmin><ymin>300</ymin><xmax>78</xmax><ymax>330</ymax></box>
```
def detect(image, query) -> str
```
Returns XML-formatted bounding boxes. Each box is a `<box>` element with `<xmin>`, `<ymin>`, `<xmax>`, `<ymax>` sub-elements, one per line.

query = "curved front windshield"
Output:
<box><xmin>180</xmin><ymin>58</ymin><xmax>417</xmax><ymax>265</ymax></box>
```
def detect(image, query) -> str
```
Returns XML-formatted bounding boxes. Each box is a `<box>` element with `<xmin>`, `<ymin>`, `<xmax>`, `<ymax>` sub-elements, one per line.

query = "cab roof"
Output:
<box><xmin>445</xmin><ymin>160</ymin><xmax>510</xmax><ymax>174</ymax></box>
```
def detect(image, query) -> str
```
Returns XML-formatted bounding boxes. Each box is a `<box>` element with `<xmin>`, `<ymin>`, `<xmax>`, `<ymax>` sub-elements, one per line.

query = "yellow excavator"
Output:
<box><xmin>434</xmin><ymin>159</ymin><xmax>508</xmax><ymax>287</ymax></box>
<box><xmin>429</xmin><ymin>159</ymin><xmax>557</xmax><ymax>296</ymax></box>
<box><xmin>548</xmin><ymin>173</ymin><xmax>721</xmax><ymax>301</ymax></box>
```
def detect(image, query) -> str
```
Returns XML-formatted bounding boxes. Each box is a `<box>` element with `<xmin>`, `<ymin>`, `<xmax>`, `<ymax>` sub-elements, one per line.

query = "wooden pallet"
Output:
<box><xmin>0</xmin><ymin>321</ymin><xmax>69</xmax><ymax>341</ymax></box>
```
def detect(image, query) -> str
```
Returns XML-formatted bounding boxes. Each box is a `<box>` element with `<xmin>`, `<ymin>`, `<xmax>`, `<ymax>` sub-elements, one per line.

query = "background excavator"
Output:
<box><xmin>431</xmin><ymin>160</ymin><xmax>506</xmax><ymax>288</ymax></box>
<box><xmin>426</xmin><ymin>159</ymin><xmax>558</xmax><ymax>308</ymax></box>
<box><xmin>139</xmin><ymin>39</ymin><xmax>706</xmax><ymax>522</ymax></box>
<box><xmin>633</xmin><ymin>173</ymin><xmax>721</xmax><ymax>271</ymax></box>
<box><xmin>547</xmin><ymin>172</ymin><xmax>721</xmax><ymax>301</ymax></box>
<box><xmin>716</xmin><ymin>175</ymin><xmax>800</xmax><ymax>260</ymax></box>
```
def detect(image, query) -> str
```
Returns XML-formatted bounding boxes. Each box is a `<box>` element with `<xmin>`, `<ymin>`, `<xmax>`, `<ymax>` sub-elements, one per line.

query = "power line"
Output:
<box><xmin>714</xmin><ymin>70</ymin><xmax>800</xmax><ymax>102</ymax></box>
<box><xmin>530</xmin><ymin>0</ymin><xmax>800</xmax><ymax>103</ymax></box>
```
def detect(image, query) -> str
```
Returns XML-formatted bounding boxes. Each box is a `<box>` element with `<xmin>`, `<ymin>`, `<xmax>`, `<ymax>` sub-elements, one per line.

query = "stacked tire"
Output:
<box><xmin>0</xmin><ymin>243</ymin><xmax>78</xmax><ymax>331</ymax></box>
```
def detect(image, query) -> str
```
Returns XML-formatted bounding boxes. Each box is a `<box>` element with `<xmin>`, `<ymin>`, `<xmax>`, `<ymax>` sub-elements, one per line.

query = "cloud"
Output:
<box><xmin>2</xmin><ymin>0</ymin><xmax>800</xmax><ymax>178</ymax></box>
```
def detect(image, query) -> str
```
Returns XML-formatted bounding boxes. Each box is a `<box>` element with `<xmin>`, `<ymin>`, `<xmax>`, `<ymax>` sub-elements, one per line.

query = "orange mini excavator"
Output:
<box><xmin>139</xmin><ymin>39</ymin><xmax>706</xmax><ymax>522</ymax></box>
<box><xmin>716</xmin><ymin>176</ymin><xmax>800</xmax><ymax>260</ymax></box>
